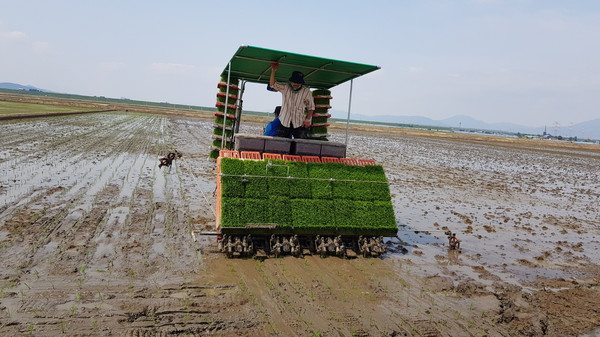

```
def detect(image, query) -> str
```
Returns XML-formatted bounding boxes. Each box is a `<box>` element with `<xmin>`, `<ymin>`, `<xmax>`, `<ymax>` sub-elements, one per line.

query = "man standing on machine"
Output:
<box><xmin>269</xmin><ymin>61</ymin><xmax>315</xmax><ymax>139</ymax></box>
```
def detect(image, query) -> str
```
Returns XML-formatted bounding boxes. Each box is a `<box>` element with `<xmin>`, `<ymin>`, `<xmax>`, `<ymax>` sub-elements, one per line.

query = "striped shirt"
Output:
<box><xmin>272</xmin><ymin>82</ymin><xmax>315</xmax><ymax>128</ymax></box>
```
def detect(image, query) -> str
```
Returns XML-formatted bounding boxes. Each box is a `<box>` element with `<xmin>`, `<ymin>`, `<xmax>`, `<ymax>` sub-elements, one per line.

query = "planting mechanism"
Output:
<box><xmin>200</xmin><ymin>46</ymin><xmax>402</xmax><ymax>258</ymax></box>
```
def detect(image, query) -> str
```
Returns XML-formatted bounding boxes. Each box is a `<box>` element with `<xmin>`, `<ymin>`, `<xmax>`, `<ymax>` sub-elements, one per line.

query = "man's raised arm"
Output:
<box><xmin>269</xmin><ymin>61</ymin><xmax>279</xmax><ymax>87</ymax></box>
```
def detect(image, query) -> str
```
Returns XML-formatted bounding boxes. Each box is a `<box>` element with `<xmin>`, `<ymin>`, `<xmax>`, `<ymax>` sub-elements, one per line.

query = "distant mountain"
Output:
<box><xmin>439</xmin><ymin>116</ymin><xmax>599</xmax><ymax>139</ymax></box>
<box><xmin>331</xmin><ymin>110</ymin><xmax>446</xmax><ymax>127</ymax></box>
<box><xmin>0</xmin><ymin>82</ymin><xmax>49</xmax><ymax>92</ymax></box>
<box><xmin>439</xmin><ymin>115</ymin><xmax>543</xmax><ymax>135</ymax></box>
<box><xmin>569</xmin><ymin>119</ymin><xmax>600</xmax><ymax>140</ymax></box>
<box><xmin>331</xmin><ymin>110</ymin><xmax>600</xmax><ymax>140</ymax></box>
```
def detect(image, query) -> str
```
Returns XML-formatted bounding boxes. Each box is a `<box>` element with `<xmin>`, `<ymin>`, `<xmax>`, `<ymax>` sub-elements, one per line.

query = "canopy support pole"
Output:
<box><xmin>344</xmin><ymin>79</ymin><xmax>354</xmax><ymax>147</ymax></box>
<box><xmin>221</xmin><ymin>62</ymin><xmax>232</xmax><ymax>149</ymax></box>
<box><xmin>233</xmin><ymin>80</ymin><xmax>246</xmax><ymax>141</ymax></box>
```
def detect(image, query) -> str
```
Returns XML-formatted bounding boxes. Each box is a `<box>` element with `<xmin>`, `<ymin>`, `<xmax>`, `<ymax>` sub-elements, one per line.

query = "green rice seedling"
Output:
<box><xmin>288</xmin><ymin>161</ymin><xmax>310</xmax><ymax>199</ymax></box>
<box><xmin>220</xmin><ymin>198</ymin><xmax>248</xmax><ymax>227</ymax></box>
<box><xmin>59</xmin><ymin>321</ymin><xmax>67</xmax><ymax>333</ymax></box>
<box><xmin>312</xmin><ymin>89</ymin><xmax>331</xmax><ymax>96</ymax></box>
<box><xmin>219</xmin><ymin>158</ymin><xmax>396</xmax><ymax>234</ymax></box>
<box><xmin>313</xmin><ymin>98</ymin><xmax>330</xmax><ymax>105</ymax></box>
<box><xmin>243</xmin><ymin>160</ymin><xmax>268</xmax><ymax>198</ymax></box>
<box><xmin>269</xmin><ymin>196</ymin><xmax>291</xmax><ymax>227</ymax></box>
<box><xmin>330</xmin><ymin>164</ymin><xmax>390</xmax><ymax>201</ymax></box>
<box><xmin>311</xmin><ymin>116</ymin><xmax>329</xmax><ymax>124</ymax></box>
<box><xmin>220</xmin><ymin>76</ymin><xmax>239</xmax><ymax>84</ymax></box>
<box><xmin>212</xmin><ymin>139</ymin><xmax>233</xmax><ymax>149</ymax></box>
<box><xmin>216</xmin><ymin>95</ymin><xmax>237</xmax><ymax>105</ymax></box>
<box><xmin>214</xmin><ymin>115</ymin><xmax>234</xmax><ymax>127</ymax></box>
<box><xmin>213</xmin><ymin>128</ymin><xmax>233</xmax><ymax>138</ymax></box>
<box><xmin>308</xmin><ymin>164</ymin><xmax>334</xmax><ymax>199</ymax></box>
<box><xmin>216</xmin><ymin>105</ymin><xmax>238</xmax><ymax>115</ymax></box>
<box><xmin>27</xmin><ymin>323</ymin><xmax>35</xmax><ymax>334</ymax></box>
<box><xmin>221</xmin><ymin>198</ymin><xmax>270</xmax><ymax>227</ymax></box>
<box><xmin>332</xmin><ymin>181</ymin><xmax>391</xmax><ymax>201</ymax></box>
<box><xmin>242</xmin><ymin>198</ymin><xmax>271</xmax><ymax>224</ymax></box>
<box><xmin>255</xmin><ymin>260</ymin><xmax>264</xmax><ymax>270</ymax></box>
<box><xmin>265</xmin><ymin>159</ymin><xmax>290</xmax><ymax>197</ymax></box>
<box><xmin>310</xmin><ymin>126</ymin><xmax>328</xmax><ymax>134</ymax></box>
<box><xmin>313</xmin><ymin>107</ymin><xmax>330</xmax><ymax>114</ymax></box>
<box><xmin>291</xmin><ymin>199</ymin><xmax>336</xmax><ymax>233</ymax></box>
<box><xmin>220</xmin><ymin>158</ymin><xmax>245</xmax><ymax>197</ymax></box>
<box><xmin>219</xmin><ymin>86</ymin><xmax>239</xmax><ymax>96</ymax></box>
<box><xmin>333</xmin><ymin>199</ymin><xmax>355</xmax><ymax>228</ymax></box>
<box><xmin>182</xmin><ymin>295</ymin><xmax>191</xmax><ymax>309</ymax></box>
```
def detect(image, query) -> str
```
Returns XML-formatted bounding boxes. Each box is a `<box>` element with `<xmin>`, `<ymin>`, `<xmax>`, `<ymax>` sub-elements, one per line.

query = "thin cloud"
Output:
<box><xmin>0</xmin><ymin>31</ymin><xmax>27</xmax><ymax>40</ymax></box>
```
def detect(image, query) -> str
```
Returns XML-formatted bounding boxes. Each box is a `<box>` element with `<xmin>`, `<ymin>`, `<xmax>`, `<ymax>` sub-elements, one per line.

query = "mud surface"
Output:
<box><xmin>1</xmin><ymin>111</ymin><xmax>599</xmax><ymax>336</ymax></box>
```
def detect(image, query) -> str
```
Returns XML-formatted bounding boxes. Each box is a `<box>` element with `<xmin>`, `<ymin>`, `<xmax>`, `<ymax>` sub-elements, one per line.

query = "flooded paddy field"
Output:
<box><xmin>1</xmin><ymin>111</ymin><xmax>599</xmax><ymax>336</ymax></box>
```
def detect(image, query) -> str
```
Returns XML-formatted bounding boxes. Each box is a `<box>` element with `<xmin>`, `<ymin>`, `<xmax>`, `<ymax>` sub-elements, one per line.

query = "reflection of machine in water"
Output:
<box><xmin>447</xmin><ymin>249</ymin><xmax>460</xmax><ymax>265</ymax></box>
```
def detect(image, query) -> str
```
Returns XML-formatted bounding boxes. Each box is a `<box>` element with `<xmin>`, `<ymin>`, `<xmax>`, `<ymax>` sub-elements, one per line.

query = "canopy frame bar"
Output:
<box><xmin>230</xmin><ymin>55</ymin><xmax>366</xmax><ymax>78</ymax></box>
<box><xmin>224</xmin><ymin>69</ymin><xmax>336</xmax><ymax>87</ymax></box>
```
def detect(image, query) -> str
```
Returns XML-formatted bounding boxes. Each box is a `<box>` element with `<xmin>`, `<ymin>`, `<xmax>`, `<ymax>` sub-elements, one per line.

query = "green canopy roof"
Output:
<box><xmin>220</xmin><ymin>45</ymin><xmax>380</xmax><ymax>89</ymax></box>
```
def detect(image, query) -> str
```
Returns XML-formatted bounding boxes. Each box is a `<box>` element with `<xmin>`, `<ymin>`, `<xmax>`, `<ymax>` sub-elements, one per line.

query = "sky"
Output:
<box><xmin>1</xmin><ymin>0</ymin><xmax>599</xmax><ymax>127</ymax></box>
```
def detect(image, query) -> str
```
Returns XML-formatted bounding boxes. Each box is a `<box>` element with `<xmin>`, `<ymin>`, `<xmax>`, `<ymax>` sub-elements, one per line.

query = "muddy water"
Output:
<box><xmin>340</xmin><ymin>132</ymin><xmax>600</xmax><ymax>280</ymax></box>
<box><xmin>0</xmin><ymin>112</ymin><xmax>599</xmax><ymax>336</ymax></box>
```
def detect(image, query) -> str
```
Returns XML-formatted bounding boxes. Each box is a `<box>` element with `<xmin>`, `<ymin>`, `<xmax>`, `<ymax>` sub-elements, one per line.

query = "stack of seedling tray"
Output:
<box><xmin>210</xmin><ymin>77</ymin><xmax>239</xmax><ymax>159</ymax></box>
<box><xmin>309</xmin><ymin>89</ymin><xmax>332</xmax><ymax>140</ymax></box>
<box><xmin>217</xmin><ymin>157</ymin><xmax>397</xmax><ymax>236</ymax></box>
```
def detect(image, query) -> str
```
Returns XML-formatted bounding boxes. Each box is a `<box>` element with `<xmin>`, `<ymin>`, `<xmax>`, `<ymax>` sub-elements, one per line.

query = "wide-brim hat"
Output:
<box><xmin>288</xmin><ymin>71</ymin><xmax>305</xmax><ymax>84</ymax></box>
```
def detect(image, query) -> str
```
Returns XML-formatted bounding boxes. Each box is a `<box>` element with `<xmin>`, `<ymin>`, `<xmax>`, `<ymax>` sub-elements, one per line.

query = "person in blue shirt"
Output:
<box><xmin>264</xmin><ymin>106</ymin><xmax>282</xmax><ymax>136</ymax></box>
